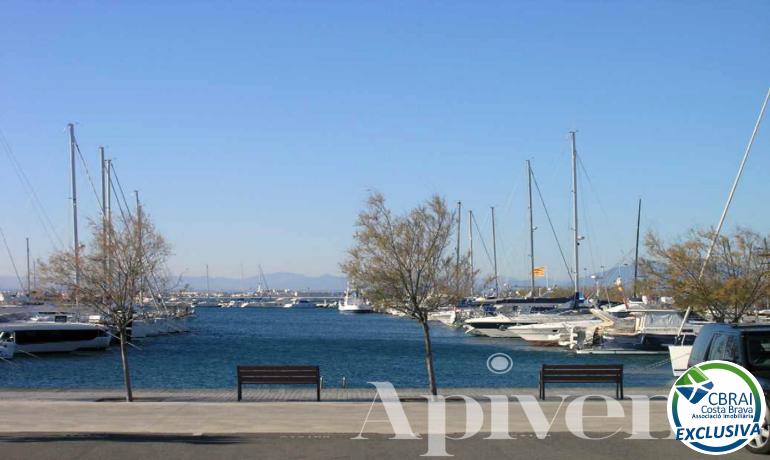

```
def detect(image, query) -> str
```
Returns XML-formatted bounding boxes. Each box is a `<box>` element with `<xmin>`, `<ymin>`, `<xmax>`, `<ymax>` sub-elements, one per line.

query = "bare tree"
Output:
<box><xmin>641</xmin><ymin>227</ymin><xmax>770</xmax><ymax>323</ymax></box>
<box><xmin>40</xmin><ymin>207</ymin><xmax>171</xmax><ymax>401</ymax></box>
<box><xmin>341</xmin><ymin>193</ymin><xmax>473</xmax><ymax>395</ymax></box>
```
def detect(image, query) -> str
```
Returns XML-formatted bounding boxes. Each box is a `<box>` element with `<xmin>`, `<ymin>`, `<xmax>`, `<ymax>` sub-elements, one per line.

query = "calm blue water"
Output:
<box><xmin>0</xmin><ymin>308</ymin><xmax>675</xmax><ymax>389</ymax></box>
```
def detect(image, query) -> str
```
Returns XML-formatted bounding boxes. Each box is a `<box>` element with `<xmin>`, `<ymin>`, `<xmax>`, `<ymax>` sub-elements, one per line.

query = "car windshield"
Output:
<box><xmin>745</xmin><ymin>334</ymin><xmax>770</xmax><ymax>369</ymax></box>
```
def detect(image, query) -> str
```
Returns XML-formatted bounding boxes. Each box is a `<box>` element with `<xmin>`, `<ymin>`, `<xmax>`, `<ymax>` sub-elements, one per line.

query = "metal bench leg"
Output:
<box><xmin>317</xmin><ymin>383</ymin><xmax>321</xmax><ymax>402</ymax></box>
<box><xmin>238</xmin><ymin>383</ymin><xmax>242</xmax><ymax>402</ymax></box>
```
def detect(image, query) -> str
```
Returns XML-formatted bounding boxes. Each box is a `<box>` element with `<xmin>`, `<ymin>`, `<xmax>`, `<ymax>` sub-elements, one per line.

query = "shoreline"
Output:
<box><xmin>0</xmin><ymin>386</ymin><xmax>671</xmax><ymax>402</ymax></box>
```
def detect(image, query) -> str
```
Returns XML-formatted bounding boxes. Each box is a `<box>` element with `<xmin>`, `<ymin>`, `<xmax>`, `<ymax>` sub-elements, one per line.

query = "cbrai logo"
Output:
<box><xmin>667</xmin><ymin>360</ymin><xmax>766</xmax><ymax>455</ymax></box>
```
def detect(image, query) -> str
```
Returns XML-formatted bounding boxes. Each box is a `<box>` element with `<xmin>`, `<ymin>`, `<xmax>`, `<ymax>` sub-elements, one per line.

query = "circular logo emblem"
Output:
<box><xmin>667</xmin><ymin>360</ymin><xmax>766</xmax><ymax>455</ymax></box>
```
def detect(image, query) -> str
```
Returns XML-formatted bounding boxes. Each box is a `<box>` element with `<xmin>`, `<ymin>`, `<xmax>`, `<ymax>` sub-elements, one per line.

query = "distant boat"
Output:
<box><xmin>194</xmin><ymin>299</ymin><xmax>222</xmax><ymax>308</ymax></box>
<box><xmin>283</xmin><ymin>298</ymin><xmax>316</xmax><ymax>309</ymax></box>
<box><xmin>338</xmin><ymin>289</ymin><xmax>373</xmax><ymax>313</ymax></box>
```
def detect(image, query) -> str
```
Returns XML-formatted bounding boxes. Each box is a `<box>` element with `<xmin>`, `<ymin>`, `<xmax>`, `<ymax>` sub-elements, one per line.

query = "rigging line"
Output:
<box><xmin>471</xmin><ymin>212</ymin><xmax>495</xmax><ymax>270</ymax></box>
<box><xmin>530</xmin><ymin>166</ymin><xmax>573</xmax><ymax>284</ymax></box>
<box><xmin>0</xmin><ymin>226</ymin><xmax>24</xmax><ymax>290</ymax></box>
<box><xmin>108</xmin><ymin>174</ymin><xmax>131</xmax><ymax>227</ymax></box>
<box><xmin>576</xmin><ymin>153</ymin><xmax>626</xmax><ymax>263</ymax></box>
<box><xmin>73</xmin><ymin>141</ymin><xmax>104</xmax><ymax>211</ymax></box>
<box><xmin>109</xmin><ymin>163</ymin><xmax>135</xmax><ymax>221</ymax></box>
<box><xmin>0</xmin><ymin>129</ymin><xmax>64</xmax><ymax>248</ymax></box>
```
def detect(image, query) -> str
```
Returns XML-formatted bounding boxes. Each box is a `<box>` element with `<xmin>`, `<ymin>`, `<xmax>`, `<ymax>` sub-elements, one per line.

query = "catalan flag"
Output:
<box><xmin>532</xmin><ymin>266</ymin><xmax>546</xmax><ymax>277</ymax></box>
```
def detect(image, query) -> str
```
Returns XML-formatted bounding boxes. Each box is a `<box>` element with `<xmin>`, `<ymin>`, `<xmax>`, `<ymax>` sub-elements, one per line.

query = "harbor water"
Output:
<box><xmin>0</xmin><ymin>308</ymin><xmax>675</xmax><ymax>389</ymax></box>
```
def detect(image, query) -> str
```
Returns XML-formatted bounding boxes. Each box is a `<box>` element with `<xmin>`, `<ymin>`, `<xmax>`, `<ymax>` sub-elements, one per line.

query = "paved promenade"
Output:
<box><xmin>0</xmin><ymin>387</ymin><xmax>753</xmax><ymax>459</ymax></box>
<box><xmin>0</xmin><ymin>387</ymin><xmax>671</xmax><ymax>435</ymax></box>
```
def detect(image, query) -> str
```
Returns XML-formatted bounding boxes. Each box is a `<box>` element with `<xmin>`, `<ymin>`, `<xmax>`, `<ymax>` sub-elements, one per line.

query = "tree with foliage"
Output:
<box><xmin>40</xmin><ymin>207</ymin><xmax>171</xmax><ymax>401</ymax></box>
<box><xmin>341</xmin><ymin>193</ymin><xmax>474</xmax><ymax>395</ymax></box>
<box><xmin>641</xmin><ymin>227</ymin><xmax>770</xmax><ymax>323</ymax></box>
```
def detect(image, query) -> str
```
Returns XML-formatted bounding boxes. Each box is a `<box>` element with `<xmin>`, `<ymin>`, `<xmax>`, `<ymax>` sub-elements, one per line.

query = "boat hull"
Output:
<box><xmin>668</xmin><ymin>345</ymin><xmax>693</xmax><ymax>376</ymax></box>
<box><xmin>602</xmin><ymin>333</ymin><xmax>696</xmax><ymax>352</ymax></box>
<box><xmin>339</xmin><ymin>306</ymin><xmax>373</xmax><ymax>313</ymax></box>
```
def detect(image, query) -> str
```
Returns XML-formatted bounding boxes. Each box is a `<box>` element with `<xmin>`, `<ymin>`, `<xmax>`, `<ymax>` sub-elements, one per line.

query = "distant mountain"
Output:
<box><xmin>0</xmin><ymin>264</ymin><xmax>638</xmax><ymax>293</ymax></box>
<box><xmin>178</xmin><ymin>272</ymin><xmax>347</xmax><ymax>292</ymax></box>
<box><xmin>494</xmin><ymin>263</ymin><xmax>638</xmax><ymax>291</ymax></box>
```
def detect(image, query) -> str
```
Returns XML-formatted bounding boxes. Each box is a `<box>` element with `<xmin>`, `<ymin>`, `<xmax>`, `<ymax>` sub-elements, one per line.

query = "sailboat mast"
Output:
<box><xmin>633</xmin><ymin>198</ymin><xmax>642</xmax><ymax>299</ymax></box>
<box><xmin>206</xmin><ymin>264</ymin><xmax>211</xmax><ymax>297</ymax></box>
<box><xmin>699</xmin><ymin>88</ymin><xmax>770</xmax><ymax>279</ymax></box>
<box><xmin>527</xmin><ymin>160</ymin><xmax>535</xmax><ymax>295</ymax></box>
<box><xmin>491</xmin><ymin>206</ymin><xmax>499</xmax><ymax>295</ymax></box>
<box><xmin>100</xmin><ymin>147</ymin><xmax>108</xmax><ymax>276</ymax></box>
<box><xmin>26</xmin><ymin>237</ymin><xmax>30</xmax><ymax>296</ymax></box>
<box><xmin>570</xmin><ymin>131</ymin><xmax>579</xmax><ymax>298</ymax></box>
<box><xmin>68</xmin><ymin>123</ymin><xmax>80</xmax><ymax>306</ymax></box>
<box><xmin>456</xmin><ymin>201</ymin><xmax>461</xmax><ymax>273</ymax></box>
<box><xmin>468</xmin><ymin>209</ymin><xmax>474</xmax><ymax>297</ymax></box>
<box><xmin>135</xmin><ymin>190</ymin><xmax>142</xmax><ymax>303</ymax></box>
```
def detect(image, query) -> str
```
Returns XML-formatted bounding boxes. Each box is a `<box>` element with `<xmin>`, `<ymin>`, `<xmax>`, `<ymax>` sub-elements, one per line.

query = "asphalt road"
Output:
<box><xmin>0</xmin><ymin>433</ymin><xmax>760</xmax><ymax>460</ymax></box>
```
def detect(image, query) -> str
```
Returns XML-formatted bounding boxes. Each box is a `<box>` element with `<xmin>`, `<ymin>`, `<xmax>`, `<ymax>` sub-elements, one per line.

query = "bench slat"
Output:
<box><xmin>238</xmin><ymin>368</ymin><xmax>319</xmax><ymax>371</ymax></box>
<box><xmin>541</xmin><ymin>376</ymin><xmax>620</xmax><ymax>382</ymax></box>
<box><xmin>542</xmin><ymin>365</ymin><xmax>623</xmax><ymax>369</ymax></box>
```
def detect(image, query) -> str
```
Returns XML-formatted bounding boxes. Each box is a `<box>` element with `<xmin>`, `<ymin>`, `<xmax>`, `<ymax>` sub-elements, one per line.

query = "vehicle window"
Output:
<box><xmin>745</xmin><ymin>335</ymin><xmax>770</xmax><ymax>369</ymax></box>
<box><xmin>723</xmin><ymin>335</ymin><xmax>739</xmax><ymax>362</ymax></box>
<box><xmin>707</xmin><ymin>334</ymin><xmax>727</xmax><ymax>361</ymax></box>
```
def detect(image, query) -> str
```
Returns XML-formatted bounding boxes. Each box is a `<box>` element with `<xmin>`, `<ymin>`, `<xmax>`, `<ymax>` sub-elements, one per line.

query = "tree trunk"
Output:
<box><xmin>420</xmin><ymin>319</ymin><xmax>438</xmax><ymax>396</ymax></box>
<box><xmin>119</xmin><ymin>326</ymin><xmax>134</xmax><ymax>402</ymax></box>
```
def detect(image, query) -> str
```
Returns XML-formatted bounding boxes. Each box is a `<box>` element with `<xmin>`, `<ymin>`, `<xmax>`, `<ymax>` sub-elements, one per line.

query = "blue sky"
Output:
<box><xmin>1</xmin><ymin>1</ymin><xmax>769</xmax><ymax>285</ymax></box>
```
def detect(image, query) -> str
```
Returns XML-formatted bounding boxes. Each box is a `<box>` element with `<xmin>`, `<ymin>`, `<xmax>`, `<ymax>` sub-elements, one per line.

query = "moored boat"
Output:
<box><xmin>0</xmin><ymin>321</ymin><xmax>111</xmax><ymax>355</ymax></box>
<box><xmin>338</xmin><ymin>289</ymin><xmax>372</xmax><ymax>313</ymax></box>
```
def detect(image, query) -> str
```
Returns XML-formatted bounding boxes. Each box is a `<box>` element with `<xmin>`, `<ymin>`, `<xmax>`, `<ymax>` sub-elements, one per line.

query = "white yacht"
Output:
<box><xmin>338</xmin><ymin>289</ymin><xmax>373</xmax><ymax>313</ymax></box>
<box><xmin>282</xmin><ymin>298</ymin><xmax>316</xmax><ymax>309</ymax></box>
<box><xmin>463</xmin><ymin>296</ymin><xmax>585</xmax><ymax>337</ymax></box>
<box><xmin>0</xmin><ymin>321</ymin><xmax>111</xmax><ymax>355</ymax></box>
<box><xmin>505</xmin><ymin>318</ymin><xmax>602</xmax><ymax>346</ymax></box>
<box><xmin>463</xmin><ymin>315</ymin><xmax>540</xmax><ymax>337</ymax></box>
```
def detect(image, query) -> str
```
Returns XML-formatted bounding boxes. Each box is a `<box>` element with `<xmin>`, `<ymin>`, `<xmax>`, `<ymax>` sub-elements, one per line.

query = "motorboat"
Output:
<box><xmin>0</xmin><ymin>321</ymin><xmax>111</xmax><ymax>355</ymax></box>
<box><xmin>462</xmin><ymin>295</ymin><xmax>587</xmax><ymax>337</ymax></box>
<box><xmin>338</xmin><ymin>289</ymin><xmax>373</xmax><ymax>313</ymax></box>
<box><xmin>283</xmin><ymin>298</ymin><xmax>316</xmax><ymax>309</ymax></box>
<box><xmin>586</xmin><ymin>308</ymin><xmax>699</xmax><ymax>352</ymax></box>
<box><xmin>505</xmin><ymin>317</ymin><xmax>602</xmax><ymax>346</ymax></box>
<box><xmin>428</xmin><ymin>309</ymin><xmax>458</xmax><ymax>326</ymax></box>
<box><xmin>463</xmin><ymin>315</ymin><xmax>540</xmax><ymax>337</ymax></box>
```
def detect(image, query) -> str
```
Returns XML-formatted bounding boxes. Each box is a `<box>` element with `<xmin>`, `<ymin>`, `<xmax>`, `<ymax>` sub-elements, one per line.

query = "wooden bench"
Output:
<box><xmin>237</xmin><ymin>365</ymin><xmax>321</xmax><ymax>401</ymax></box>
<box><xmin>539</xmin><ymin>364</ymin><xmax>623</xmax><ymax>400</ymax></box>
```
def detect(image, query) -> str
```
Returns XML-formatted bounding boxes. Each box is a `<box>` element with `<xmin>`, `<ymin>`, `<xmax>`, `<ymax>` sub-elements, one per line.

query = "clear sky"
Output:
<box><xmin>1</xmin><ymin>1</ymin><xmax>769</xmax><ymax>285</ymax></box>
